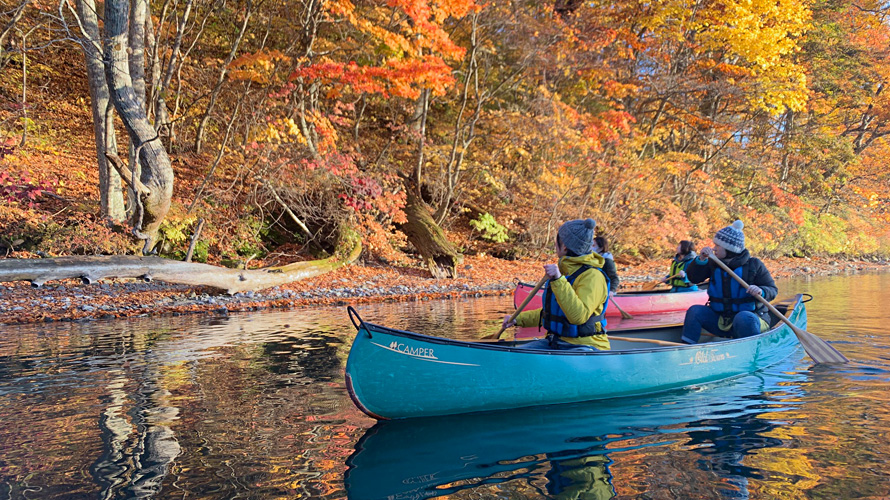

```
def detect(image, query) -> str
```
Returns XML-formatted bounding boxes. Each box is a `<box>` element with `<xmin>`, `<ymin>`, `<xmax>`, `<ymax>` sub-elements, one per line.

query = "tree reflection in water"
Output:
<box><xmin>0</xmin><ymin>311</ymin><xmax>360</xmax><ymax>499</ymax></box>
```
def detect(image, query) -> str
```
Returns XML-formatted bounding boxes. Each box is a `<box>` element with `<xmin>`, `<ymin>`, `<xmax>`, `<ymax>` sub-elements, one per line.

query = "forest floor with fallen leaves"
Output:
<box><xmin>1</xmin><ymin>253</ymin><xmax>888</xmax><ymax>326</ymax></box>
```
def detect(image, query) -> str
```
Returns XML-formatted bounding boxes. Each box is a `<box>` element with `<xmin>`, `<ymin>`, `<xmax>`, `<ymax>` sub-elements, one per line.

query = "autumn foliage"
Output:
<box><xmin>2</xmin><ymin>0</ymin><xmax>890</xmax><ymax>264</ymax></box>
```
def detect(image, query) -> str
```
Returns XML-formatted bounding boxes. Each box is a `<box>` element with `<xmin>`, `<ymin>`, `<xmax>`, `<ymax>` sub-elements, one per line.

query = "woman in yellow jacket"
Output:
<box><xmin>502</xmin><ymin>218</ymin><xmax>611</xmax><ymax>350</ymax></box>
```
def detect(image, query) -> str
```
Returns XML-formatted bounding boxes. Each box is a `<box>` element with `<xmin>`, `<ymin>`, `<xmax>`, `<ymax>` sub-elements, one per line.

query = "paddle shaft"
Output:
<box><xmin>495</xmin><ymin>275</ymin><xmax>548</xmax><ymax>339</ymax></box>
<box><xmin>611</xmin><ymin>298</ymin><xmax>633</xmax><ymax>319</ymax></box>
<box><xmin>608</xmin><ymin>335</ymin><xmax>684</xmax><ymax>347</ymax></box>
<box><xmin>707</xmin><ymin>255</ymin><xmax>793</xmax><ymax>330</ymax></box>
<box><xmin>643</xmin><ymin>274</ymin><xmax>680</xmax><ymax>291</ymax></box>
<box><xmin>707</xmin><ymin>254</ymin><xmax>848</xmax><ymax>364</ymax></box>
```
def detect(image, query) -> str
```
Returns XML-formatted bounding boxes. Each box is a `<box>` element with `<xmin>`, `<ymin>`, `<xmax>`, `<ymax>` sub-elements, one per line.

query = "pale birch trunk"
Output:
<box><xmin>103</xmin><ymin>0</ymin><xmax>174</xmax><ymax>254</ymax></box>
<box><xmin>76</xmin><ymin>0</ymin><xmax>126</xmax><ymax>220</ymax></box>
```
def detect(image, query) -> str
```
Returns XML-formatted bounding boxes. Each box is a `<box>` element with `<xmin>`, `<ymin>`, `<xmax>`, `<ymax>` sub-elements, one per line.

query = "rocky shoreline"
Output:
<box><xmin>1</xmin><ymin>255</ymin><xmax>887</xmax><ymax>326</ymax></box>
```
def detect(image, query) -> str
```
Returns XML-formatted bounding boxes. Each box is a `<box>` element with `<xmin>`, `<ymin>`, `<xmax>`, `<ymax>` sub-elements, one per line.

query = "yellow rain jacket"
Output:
<box><xmin>515</xmin><ymin>252</ymin><xmax>611</xmax><ymax>350</ymax></box>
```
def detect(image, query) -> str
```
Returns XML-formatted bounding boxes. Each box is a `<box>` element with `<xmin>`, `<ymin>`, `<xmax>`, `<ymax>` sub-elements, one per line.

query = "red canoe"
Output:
<box><xmin>511</xmin><ymin>280</ymin><xmax>709</xmax><ymax>339</ymax></box>
<box><xmin>513</xmin><ymin>279</ymin><xmax>708</xmax><ymax>318</ymax></box>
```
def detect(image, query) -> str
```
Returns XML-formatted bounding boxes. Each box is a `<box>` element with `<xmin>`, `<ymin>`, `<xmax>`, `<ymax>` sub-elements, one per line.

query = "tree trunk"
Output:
<box><xmin>126</xmin><ymin>0</ymin><xmax>149</xmax><ymax>218</ymax></box>
<box><xmin>0</xmin><ymin>0</ymin><xmax>30</xmax><ymax>70</ymax></box>
<box><xmin>104</xmin><ymin>0</ymin><xmax>174</xmax><ymax>253</ymax></box>
<box><xmin>128</xmin><ymin>0</ymin><xmax>148</xmax><ymax>105</ymax></box>
<box><xmin>401</xmin><ymin>188</ymin><xmax>462</xmax><ymax>279</ymax></box>
<box><xmin>76</xmin><ymin>0</ymin><xmax>126</xmax><ymax>220</ymax></box>
<box><xmin>410</xmin><ymin>89</ymin><xmax>430</xmax><ymax>198</ymax></box>
<box><xmin>145</xmin><ymin>0</ymin><xmax>166</xmax><ymax>122</ymax></box>
<box><xmin>0</xmin><ymin>239</ymin><xmax>362</xmax><ymax>294</ymax></box>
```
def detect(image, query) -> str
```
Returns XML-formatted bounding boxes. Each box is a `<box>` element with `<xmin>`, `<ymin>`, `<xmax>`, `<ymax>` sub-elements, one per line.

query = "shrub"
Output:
<box><xmin>0</xmin><ymin>171</ymin><xmax>57</xmax><ymax>208</ymax></box>
<box><xmin>469</xmin><ymin>213</ymin><xmax>510</xmax><ymax>243</ymax></box>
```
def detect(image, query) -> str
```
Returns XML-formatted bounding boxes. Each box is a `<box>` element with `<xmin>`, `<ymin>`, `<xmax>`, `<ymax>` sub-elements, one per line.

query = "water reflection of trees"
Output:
<box><xmin>6</xmin><ymin>286</ymin><xmax>888</xmax><ymax>499</ymax></box>
<box><xmin>0</xmin><ymin>312</ymin><xmax>370</xmax><ymax>499</ymax></box>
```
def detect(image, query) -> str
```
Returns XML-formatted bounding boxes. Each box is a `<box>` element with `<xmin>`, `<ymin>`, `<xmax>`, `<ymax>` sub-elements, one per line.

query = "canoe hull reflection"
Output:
<box><xmin>345</xmin><ymin>368</ymin><xmax>803</xmax><ymax>500</ymax></box>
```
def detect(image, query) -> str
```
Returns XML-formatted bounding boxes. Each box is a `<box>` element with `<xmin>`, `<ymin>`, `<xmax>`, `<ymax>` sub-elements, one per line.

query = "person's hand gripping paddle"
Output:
<box><xmin>484</xmin><ymin>275</ymin><xmax>548</xmax><ymax>340</ymax></box>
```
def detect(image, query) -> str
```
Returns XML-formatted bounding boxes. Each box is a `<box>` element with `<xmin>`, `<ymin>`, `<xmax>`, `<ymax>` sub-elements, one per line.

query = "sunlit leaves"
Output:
<box><xmin>290</xmin><ymin>57</ymin><xmax>455</xmax><ymax>99</ymax></box>
<box><xmin>299</xmin><ymin>0</ymin><xmax>476</xmax><ymax>100</ymax></box>
<box><xmin>228</xmin><ymin>49</ymin><xmax>291</xmax><ymax>85</ymax></box>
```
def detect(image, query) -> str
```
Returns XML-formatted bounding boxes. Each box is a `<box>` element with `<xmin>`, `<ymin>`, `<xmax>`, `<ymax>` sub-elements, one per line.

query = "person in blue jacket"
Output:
<box><xmin>681</xmin><ymin>220</ymin><xmax>777</xmax><ymax>344</ymax></box>
<box><xmin>664</xmin><ymin>240</ymin><xmax>698</xmax><ymax>292</ymax></box>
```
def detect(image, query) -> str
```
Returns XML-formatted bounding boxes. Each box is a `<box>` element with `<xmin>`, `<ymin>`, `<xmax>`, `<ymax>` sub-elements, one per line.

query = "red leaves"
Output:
<box><xmin>289</xmin><ymin>57</ymin><xmax>455</xmax><ymax>99</ymax></box>
<box><xmin>0</xmin><ymin>171</ymin><xmax>57</xmax><ymax>209</ymax></box>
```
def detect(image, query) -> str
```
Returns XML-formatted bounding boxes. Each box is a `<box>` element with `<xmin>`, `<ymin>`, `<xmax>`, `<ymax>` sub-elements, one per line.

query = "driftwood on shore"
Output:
<box><xmin>0</xmin><ymin>240</ymin><xmax>362</xmax><ymax>294</ymax></box>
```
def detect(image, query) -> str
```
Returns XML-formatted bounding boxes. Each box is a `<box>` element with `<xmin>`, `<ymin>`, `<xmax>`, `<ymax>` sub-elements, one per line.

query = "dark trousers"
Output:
<box><xmin>681</xmin><ymin>305</ymin><xmax>762</xmax><ymax>344</ymax></box>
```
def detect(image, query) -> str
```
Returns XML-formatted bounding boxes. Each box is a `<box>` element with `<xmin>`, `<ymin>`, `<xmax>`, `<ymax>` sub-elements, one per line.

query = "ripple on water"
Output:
<box><xmin>1</xmin><ymin>276</ymin><xmax>889</xmax><ymax>499</ymax></box>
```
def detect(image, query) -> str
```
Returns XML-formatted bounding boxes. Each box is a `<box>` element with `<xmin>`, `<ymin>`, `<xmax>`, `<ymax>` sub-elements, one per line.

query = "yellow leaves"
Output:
<box><xmin>704</xmin><ymin>0</ymin><xmax>811</xmax><ymax>112</ymax></box>
<box><xmin>158</xmin><ymin>215</ymin><xmax>199</xmax><ymax>246</ymax></box>
<box><xmin>303</xmin><ymin>111</ymin><xmax>339</xmax><ymax>154</ymax></box>
<box><xmin>480</xmin><ymin>170</ymin><xmax>505</xmax><ymax>191</ymax></box>
<box><xmin>253</xmin><ymin>119</ymin><xmax>307</xmax><ymax>145</ymax></box>
<box><xmin>539</xmin><ymin>166</ymin><xmax>573</xmax><ymax>189</ymax></box>
<box><xmin>228</xmin><ymin>49</ymin><xmax>291</xmax><ymax>85</ymax></box>
<box><xmin>284</xmin><ymin>118</ymin><xmax>301</xmax><ymax>137</ymax></box>
<box><xmin>624</xmin><ymin>0</ymin><xmax>811</xmax><ymax>114</ymax></box>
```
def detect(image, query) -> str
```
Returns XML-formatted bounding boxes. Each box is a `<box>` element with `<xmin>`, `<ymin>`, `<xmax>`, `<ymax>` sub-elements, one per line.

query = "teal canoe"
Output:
<box><xmin>344</xmin><ymin>295</ymin><xmax>807</xmax><ymax>420</ymax></box>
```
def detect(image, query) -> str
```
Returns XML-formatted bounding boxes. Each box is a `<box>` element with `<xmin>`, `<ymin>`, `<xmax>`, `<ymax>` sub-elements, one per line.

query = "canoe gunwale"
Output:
<box><xmin>356</xmin><ymin>294</ymin><xmax>803</xmax><ymax>356</ymax></box>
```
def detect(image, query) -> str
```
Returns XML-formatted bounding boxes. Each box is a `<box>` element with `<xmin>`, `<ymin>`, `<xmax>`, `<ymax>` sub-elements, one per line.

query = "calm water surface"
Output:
<box><xmin>1</xmin><ymin>272</ymin><xmax>889</xmax><ymax>499</ymax></box>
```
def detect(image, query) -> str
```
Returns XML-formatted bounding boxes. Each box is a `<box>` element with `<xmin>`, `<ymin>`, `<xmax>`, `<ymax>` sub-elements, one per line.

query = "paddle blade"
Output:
<box><xmin>640</xmin><ymin>280</ymin><xmax>661</xmax><ymax>291</ymax></box>
<box><xmin>612</xmin><ymin>301</ymin><xmax>633</xmax><ymax>319</ymax></box>
<box><xmin>795</xmin><ymin>328</ymin><xmax>849</xmax><ymax>364</ymax></box>
<box><xmin>481</xmin><ymin>330</ymin><xmax>503</xmax><ymax>340</ymax></box>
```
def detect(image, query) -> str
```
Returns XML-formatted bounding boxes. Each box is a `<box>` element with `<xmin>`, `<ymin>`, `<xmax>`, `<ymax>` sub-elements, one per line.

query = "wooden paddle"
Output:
<box><xmin>611</xmin><ymin>297</ymin><xmax>633</xmax><ymax>319</ymax></box>
<box><xmin>609</xmin><ymin>336</ymin><xmax>684</xmax><ymax>347</ymax></box>
<box><xmin>708</xmin><ymin>254</ymin><xmax>849</xmax><ymax>364</ymax></box>
<box><xmin>485</xmin><ymin>275</ymin><xmax>548</xmax><ymax>340</ymax></box>
<box><xmin>642</xmin><ymin>274</ymin><xmax>679</xmax><ymax>291</ymax></box>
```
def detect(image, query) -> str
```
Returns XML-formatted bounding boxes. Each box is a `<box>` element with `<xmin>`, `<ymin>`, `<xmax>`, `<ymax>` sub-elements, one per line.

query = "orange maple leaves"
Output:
<box><xmin>290</xmin><ymin>58</ymin><xmax>455</xmax><ymax>99</ymax></box>
<box><xmin>293</xmin><ymin>0</ymin><xmax>476</xmax><ymax>99</ymax></box>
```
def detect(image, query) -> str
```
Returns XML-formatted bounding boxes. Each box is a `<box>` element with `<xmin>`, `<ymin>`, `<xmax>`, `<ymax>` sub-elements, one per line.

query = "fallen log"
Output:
<box><xmin>0</xmin><ymin>239</ymin><xmax>362</xmax><ymax>294</ymax></box>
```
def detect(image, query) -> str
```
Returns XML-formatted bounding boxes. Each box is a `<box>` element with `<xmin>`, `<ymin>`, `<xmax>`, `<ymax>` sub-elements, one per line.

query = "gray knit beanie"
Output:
<box><xmin>557</xmin><ymin>218</ymin><xmax>596</xmax><ymax>256</ymax></box>
<box><xmin>714</xmin><ymin>220</ymin><xmax>745</xmax><ymax>253</ymax></box>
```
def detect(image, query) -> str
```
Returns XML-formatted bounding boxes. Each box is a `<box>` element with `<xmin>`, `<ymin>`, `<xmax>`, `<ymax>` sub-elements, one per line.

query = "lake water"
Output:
<box><xmin>1</xmin><ymin>272</ymin><xmax>888</xmax><ymax>499</ymax></box>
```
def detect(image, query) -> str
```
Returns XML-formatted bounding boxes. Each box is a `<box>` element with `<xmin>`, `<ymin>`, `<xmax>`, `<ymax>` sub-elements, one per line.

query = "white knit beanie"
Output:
<box><xmin>714</xmin><ymin>220</ymin><xmax>745</xmax><ymax>253</ymax></box>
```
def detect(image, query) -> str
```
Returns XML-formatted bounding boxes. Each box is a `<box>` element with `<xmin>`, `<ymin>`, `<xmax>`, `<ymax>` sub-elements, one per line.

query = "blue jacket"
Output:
<box><xmin>685</xmin><ymin>249</ymin><xmax>777</xmax><ymax>322</ymax></box>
